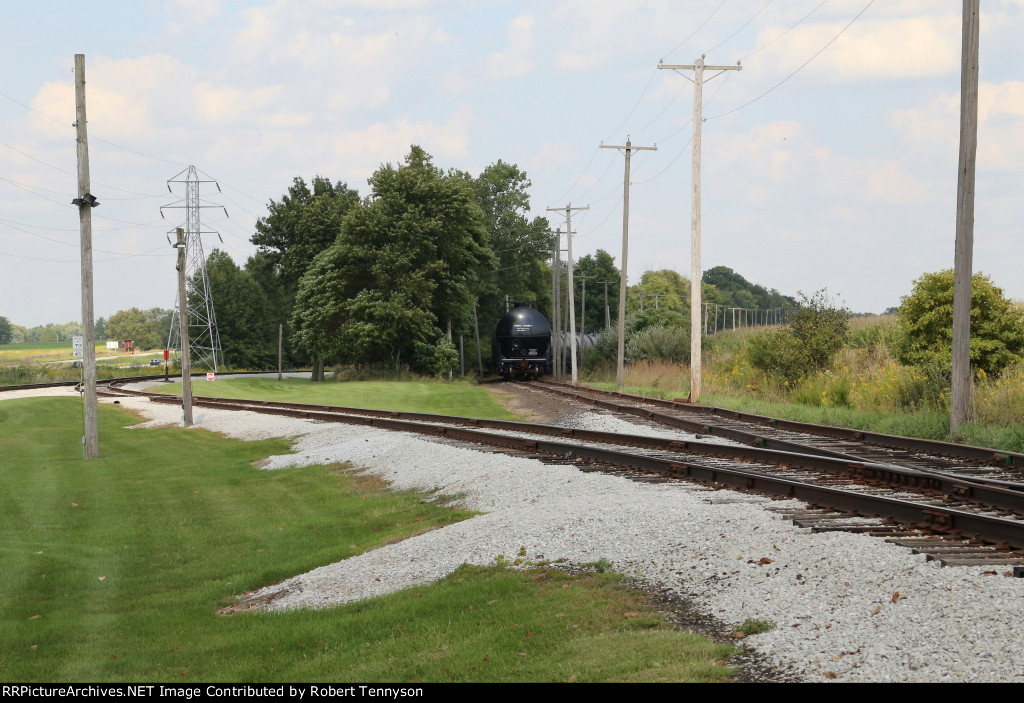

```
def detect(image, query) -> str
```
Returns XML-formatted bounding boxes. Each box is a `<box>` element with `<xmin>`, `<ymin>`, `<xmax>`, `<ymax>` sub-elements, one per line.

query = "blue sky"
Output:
<box><xmin>2</xmin><ymin>0</ymin><xmax>1024</xmax><ymax>327</ymax></box>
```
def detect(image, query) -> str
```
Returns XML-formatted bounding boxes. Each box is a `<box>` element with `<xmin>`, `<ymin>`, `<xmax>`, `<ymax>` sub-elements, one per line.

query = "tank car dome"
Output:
<box><xmin>495</xmin><ymin>306</ymin><xmax>551</xmax><ymax>338</ymax></box>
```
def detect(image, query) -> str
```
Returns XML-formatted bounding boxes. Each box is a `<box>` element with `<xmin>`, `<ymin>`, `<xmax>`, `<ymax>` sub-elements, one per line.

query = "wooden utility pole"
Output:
<box><xmin>176</xmin><ymin>228</ymin><xmax>193</xmax><ymax>427</ymax></box>
<box><xmin>952</xmin><ymin>0</ymin><xmax>980</xmax><ymax>431</ymax></box>
<box><xmin>547</xmin><ymin>206</ymin><xmax>588</xmax><ymax>384</ymax></box>
<box><xmin>551</xmin><ymin>234</ymin><xmax>562</xmax><ymax>379</ymax></box>
<box><xmin>73</xmin><ymin>54</ymin><xmax>99</xmax><ymax>459</ymax></box>
<box><xmin>659</xmin><ymin>58</ymin><xmax>741</xmax><ymax>402</ymax></box>
<box><xmin>601</xmin><ymin>139</ymin><xmax>656</xmax><ymax>387</ymax></box>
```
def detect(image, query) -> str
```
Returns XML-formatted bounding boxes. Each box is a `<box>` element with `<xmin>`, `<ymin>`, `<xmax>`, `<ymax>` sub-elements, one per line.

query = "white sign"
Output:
<box><xmin>72</xmin><ymin>336</ymin><xmax>84</xmax><ymax>358</ymax></box>
<box><xmin>206</xmin><ymin>372</ymin><xmax>215</xmax><ymax>381</ymax></box>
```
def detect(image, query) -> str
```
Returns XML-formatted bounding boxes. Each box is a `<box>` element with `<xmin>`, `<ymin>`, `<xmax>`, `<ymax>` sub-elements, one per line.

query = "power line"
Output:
<box><xmin>740</xmin><ymin>0</ymin><xmax>830</xmax><ymax>62</ymax></box>
<box><xmin>661</xmin><ymin>0</ymin><xmax>730</xmax><ymax>60</ymax></box>
<box><xmin>707</xmin><ymin>0</ymin><xmax>876</xmax><ymax>121</ymax></box>
<box><xmin>704</xmin><ymin>0</ymin><xmax>775</xmax><ymax>55</ymax></box>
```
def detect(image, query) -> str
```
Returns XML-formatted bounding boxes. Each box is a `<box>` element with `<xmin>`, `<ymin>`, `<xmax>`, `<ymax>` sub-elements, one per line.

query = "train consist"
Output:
<box><xmin>493</xmin><ymin>304</ymin><xmax>552</xmax><ymax>379</ymax></box>
<box><xmin>493</xmin><ymin>304</ymin><xmax>601</xmax><ymax>380</ymax></box>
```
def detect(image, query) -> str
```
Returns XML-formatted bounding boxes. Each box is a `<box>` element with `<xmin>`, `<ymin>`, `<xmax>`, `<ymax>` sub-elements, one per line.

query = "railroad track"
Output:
<box><xmin>528</xmin><ymin>380</ymin><xmax>1024</xmax><ymax>486</ymax></box>
<box><xmin>89</xmin><ymin>378</ymin><xmax>1024</xmax><ymax>569</ymax></box>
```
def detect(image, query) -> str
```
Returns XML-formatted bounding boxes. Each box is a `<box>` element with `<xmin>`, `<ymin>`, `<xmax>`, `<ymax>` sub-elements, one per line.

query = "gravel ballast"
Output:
<box><xmin>5</xmin><ymin>385</ymin><xmax>1024</xmax><ymax>682</ymax></box>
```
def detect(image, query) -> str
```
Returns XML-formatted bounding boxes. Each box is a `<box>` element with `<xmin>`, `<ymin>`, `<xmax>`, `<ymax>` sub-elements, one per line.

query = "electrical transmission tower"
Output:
<box><xmin>162</xmin><ymin>165</ymin><xmax>227</xmax><ymax>372</ymax></box>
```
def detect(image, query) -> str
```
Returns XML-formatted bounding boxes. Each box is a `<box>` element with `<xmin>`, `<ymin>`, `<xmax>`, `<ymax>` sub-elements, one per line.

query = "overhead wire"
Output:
<box><xmin>703</xmin><ymin>0</ymin><xmax>774</xmax><ymax>55</ymax></box>
<box><xmin>660</xmin><ymin>0</ymin><xmax>730</xmax><ymax>60</ymax></box>
<box><xmin>707</xmin><ymin>0</ymin><xmax>874</xmax><ymax>121</ymax></box>
<box><xmin>740</xmin><ymin>0</ymin><xmax>830</xmax><ymax>62</ymax></box>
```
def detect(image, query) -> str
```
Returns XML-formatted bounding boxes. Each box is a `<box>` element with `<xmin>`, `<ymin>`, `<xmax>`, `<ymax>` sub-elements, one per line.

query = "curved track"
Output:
<box><xmin>6</xmin><ymin>374</ymin><xmax>1024</xmax><ymax>567</ymax></box>
<box><xmin>93</xmin><ymin>377</ymin><xmax>1024</xmax><ymax>567</ymax></box>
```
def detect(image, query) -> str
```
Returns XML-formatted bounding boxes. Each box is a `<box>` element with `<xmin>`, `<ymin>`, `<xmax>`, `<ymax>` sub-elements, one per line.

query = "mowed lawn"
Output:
<box><xmin>154</xmin><ymin>377</ymin><xmax>521</xmax><ymax>420</ymax></box>
<box><xmin>0</xmin><ymin>396</ymin><xmax>739</xmax><ymax>683</ymax></box>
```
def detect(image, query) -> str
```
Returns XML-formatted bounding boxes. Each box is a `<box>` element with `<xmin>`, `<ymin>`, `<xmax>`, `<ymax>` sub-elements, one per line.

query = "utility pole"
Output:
<box><xmin>551</xmin><ymin>237</ymin><xmax>560</xmax><ymax>379</ymax></box>
<box><xmin>73</xmin><ymin>54</ymin><xmax>99</xmax><ymax>459</ymax></box>
<box><xmin>549</xmin><ymin>236</ymin><xmax>567</xmax><ymax>379</ymax></box>
<box><xmin>601</xmin><ymin>139</ymin><xmax>656</xmax><ymax>387</ymax></box>
<box><xmin>952</xmin><ymin>0</ymin><xmax>980</xmax><ymax>431</ymax></box>
<box><xmin>659</xmin><ymin>57</ymin><xmax>741</xmax><ymax>402</ymax></box>
<box><xmin>277</xmin><ymin>324</ymin><xmax>283</xmax><ymax>381</ymax></box>
<box><xmin>547</xmin><ymin>206</ymin><xmax>588</xmax><ymax>384</ymax></box>
<box><xmin>175</xmin><ymin>228</ymin><xmax>193</xmax><ymax>427</ymax></box>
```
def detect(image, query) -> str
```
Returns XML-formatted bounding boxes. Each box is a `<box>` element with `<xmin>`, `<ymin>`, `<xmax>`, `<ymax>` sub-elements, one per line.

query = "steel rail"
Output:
<box><xmin>117</xmin><ymin>390</ymin><xmax>1024</xmax><ymax>546</ymax></box>
<box><xmin>536</xmin><ymin>380</ymin><xmax>1024</xmax><ymax>467</ymax></box>
<box><xmin>530</xmin><ymin>382</ymin><xmax>1024</xmax><ymax>492</ymax></box>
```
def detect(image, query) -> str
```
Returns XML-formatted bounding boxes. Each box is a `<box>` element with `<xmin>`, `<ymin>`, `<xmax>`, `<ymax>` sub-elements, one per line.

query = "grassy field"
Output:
<box><xmin>0</xmin><ymin>340</ymin><xmax>163</xmax><ymax>364</ymax></box>
<box><xmin>154</xmin><ymin>377</ymin><xmax>522</xmax><ymax>420</ymax></box>
<box><xmin>0</xmin><ymin>396</ymin><xmax>738</xmax><ymax>682</ymax></box>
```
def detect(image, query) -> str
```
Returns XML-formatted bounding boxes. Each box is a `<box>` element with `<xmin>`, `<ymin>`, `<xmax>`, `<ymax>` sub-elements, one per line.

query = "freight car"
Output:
<box><xmin>493</xmin><ymin>304</ymin><xmax>552</xmax><ymax>380</ymax></box>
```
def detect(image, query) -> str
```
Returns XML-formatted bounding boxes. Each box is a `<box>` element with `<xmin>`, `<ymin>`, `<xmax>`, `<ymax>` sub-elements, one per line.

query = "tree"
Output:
<box><xmin>0</xmin><ymin>316</ymin><xmax>12</xmax><ymax>345</ymax></box>
<box><xmin>107</xmin><ymin>308</ymin><xmax>150</xmax><ymax>345</ymax></box>
<box><xmin>250</xmin><ymin>175</ymin><xmax>362</xmax><ymax>377</ymax></box>
<box><xmin>251</xmin><ymin>176</ymin><xmax>361</xmax><ymax>288</ymax></box>
<box><xmin>106</xmin><ymin>308</ymin><xmax>169</xmax><ymax>349</ymax></box>
<box><xmin>204</xmin><ymin>249</ymin><xmax>277</xmax><ymax>369</ymax></box>
<box><xmin>628</xmin><ymin>269</ymin><xmax>688</xmax><ymax>315</ymax></box>
<box><xmin>573</xmin><ymin>250</ymin><xmax>620</xmax><ymax>332</ymax></box>
<box><xmin>747</xmin><ymin>290</ymin><xmax>850</xmax><ymax>381</ymax></box>
<box><xmin>292</xmin><ymin>146</ymin><xmax>494</xmax><ymax>371</ymax></box>
<box><xmin>466</xmin><ymin>160</ymin><xmax>553</xmax><ymax>342</ymax></box>
<box><xmin>895</xmin><ymin>270</ymin><xmax>1024</xmax><ymax>376</ymax></box>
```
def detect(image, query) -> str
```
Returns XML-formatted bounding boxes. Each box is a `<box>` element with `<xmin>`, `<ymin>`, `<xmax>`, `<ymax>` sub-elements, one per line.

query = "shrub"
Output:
<box><xmin>625</xmin><ymin>323</ymin><xmax>690</xmax><ymax>364</ymax></box>
<box><xmin>895</xmin><ymin>270</ymin><xmax>1024</xmax><ymax>376</ymax></box>
<box><xmin>747</xmin><ymin>290</ymin><xmax>849</xmax><ymax>382</ymax></box>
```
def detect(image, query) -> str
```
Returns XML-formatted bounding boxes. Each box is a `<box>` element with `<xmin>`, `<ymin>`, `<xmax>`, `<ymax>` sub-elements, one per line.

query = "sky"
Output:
<box><xmin>2</xmin><ymin>0</ymin><xmax>1023</xmax><ymax>328</ymax></box>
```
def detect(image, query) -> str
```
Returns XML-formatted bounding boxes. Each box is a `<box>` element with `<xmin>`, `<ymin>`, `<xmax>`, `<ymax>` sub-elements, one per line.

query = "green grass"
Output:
<box><xmin>0</xmin><ymin>397</ymin><xmax>738</xmax><ymax>682</ymax></box>
<box><xmin>154</xmin><ymin>377</ymin><xmax>522</xmax><ymax>420</ymax></box>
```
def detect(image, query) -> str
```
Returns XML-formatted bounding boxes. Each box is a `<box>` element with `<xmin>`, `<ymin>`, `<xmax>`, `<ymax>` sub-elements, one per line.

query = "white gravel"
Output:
<box><xmin>5</xmin><ymin>384</ymin><xmax>1024</xmax><ymax>683</ymax></box>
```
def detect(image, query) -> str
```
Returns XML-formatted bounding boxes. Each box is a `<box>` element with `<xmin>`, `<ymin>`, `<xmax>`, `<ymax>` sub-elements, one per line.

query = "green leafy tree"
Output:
<box><xmin>703</xmin><ymin>265</ymin><xmax>795</xmax><ymax>310</ymax></box>
<box><xmin>0</xmin><ymin>316</ymin><xmax>12</xmax><ymax>345</ymax></box>
<box><xmin>627</xmin><ymin>269</ymin><xmax>688</xmax><ymax>317</ymax></box>
<box><xmin>106</xmin><ymin>308</ymin><xmax>168</xmax><ymax>349</ymax></box>
<box><xmin>465</xmin><ymin>160</ymin><xmax>553</xmax><ymax>343</ymax></box>
<box><xmin>249</xmin><ymin>175</ymin><xmax>361</xmax><ymax>378</ymax></box>
<box><xmin>203</xmin><ymin>250</ymin><xmax>277</xmax><ymax>369</ymax></box>
<box><xmin>895</xmin><ymin>270</ymin><xmax>1024</xmax><ymax>376</ymax></box>
<box><xmin>573</xmin><ymin>250</ymin><xmax>620</xmax><ymax>333</ymax></box>
<box><xmin>251</xmin><ymin>176</ymin><xmax>361</xmax><ymax>288</ymax></box>
<box><xmin>747</xmin><ymin>290</ymin><xmax>850</xmax><ymax>381</ymax></box>
<box><xmin>292</xmin><ymin>146</ymin><xmax>494</xmax><ymax>372</ymax></box>
<box><xmin>108</xmin><ymin>308</ymin><xmax>150</xmax><ymax>346</ymax></box>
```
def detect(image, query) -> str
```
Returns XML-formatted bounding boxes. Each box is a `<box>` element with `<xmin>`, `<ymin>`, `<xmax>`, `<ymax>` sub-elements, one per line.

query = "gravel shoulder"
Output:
<box><xmin>5</xmin><ymin>383</ymin><xmax>1024</xmax><ymax>683</ymax></box>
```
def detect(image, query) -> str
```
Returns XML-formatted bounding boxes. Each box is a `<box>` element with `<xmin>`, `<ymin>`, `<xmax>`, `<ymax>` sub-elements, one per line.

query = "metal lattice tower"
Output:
<box><xmin>162</xmin><ymin>166</ymin><xmax>226</xmax><ymax>372</ymax></box>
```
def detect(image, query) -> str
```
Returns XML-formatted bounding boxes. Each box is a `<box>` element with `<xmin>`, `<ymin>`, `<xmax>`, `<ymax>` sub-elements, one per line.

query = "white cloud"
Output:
<box><xmin>327</xmin><ymin>103</ymin><xmax>477</xmax><ymax>181</ymax></box>
<box><xmin>749</xmin><ymin>15</ymin><xmax>960</xmax><ymax>81</ymax></box>
<box><xmin>889</xmin><ymin>81</ymin><xmax>1024</xmax><ymax>170</ymax></box>
<box><xmin>193</xmin><ymin>84</ymin><xmax>286</xmax><ymax>126</ymax></box>
<box><xmin>165</xmin><ymin>0</ymin><xmax>225</xmax><ymax>34</ymax></box>
<box><xmin>484</xmin><ymin>14</ymin><xmax>537</xmax><ymax>79</ymax></box>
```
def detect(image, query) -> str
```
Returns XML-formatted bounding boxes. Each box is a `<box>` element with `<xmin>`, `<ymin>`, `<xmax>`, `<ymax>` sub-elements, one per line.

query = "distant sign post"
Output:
<box><xmin>207</xmin><ymin>372</ymin><xmax>215</xmax><ymax>382</ymax></box>
<box><xmin>72</xmin><ymin>336</ymin><xmax>84</xmax><ymax>358</ymax></box>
